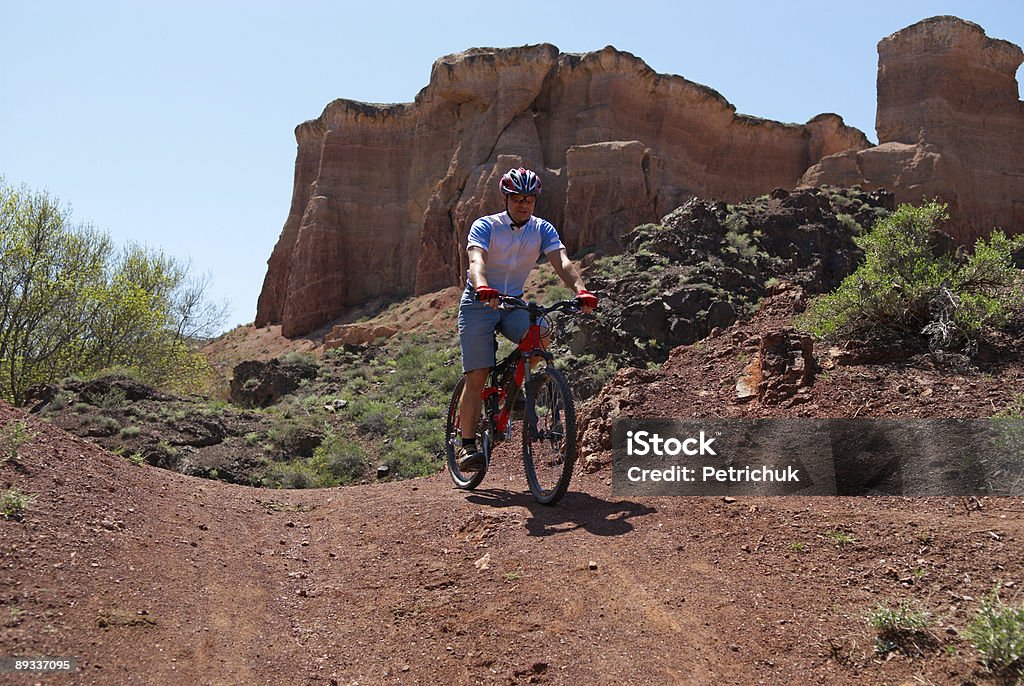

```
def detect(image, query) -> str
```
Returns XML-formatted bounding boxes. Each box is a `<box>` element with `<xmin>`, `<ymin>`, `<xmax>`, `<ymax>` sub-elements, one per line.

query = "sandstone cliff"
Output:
<box><xmin>256</xmin><ymin>45</ymin><xmax>868</xmax><ymax>337</ymax></box>
<box><xmin>800</xmin><ymin>16</ymin><xmax>1024</xmax><ymax>243</ymax></box>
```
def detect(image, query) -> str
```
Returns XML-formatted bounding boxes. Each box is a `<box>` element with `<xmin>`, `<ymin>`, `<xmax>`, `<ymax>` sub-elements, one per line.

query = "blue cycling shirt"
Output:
<box><xmin>466</xmin><ymin>212</ymin><xmax>565</xmax><ymax>296</ymax></box>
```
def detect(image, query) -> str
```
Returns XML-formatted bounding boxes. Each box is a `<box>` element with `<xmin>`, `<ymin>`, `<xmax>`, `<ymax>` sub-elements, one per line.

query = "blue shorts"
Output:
<box><xmin>458</xmin><ymin>283</ymin><xmax>531</xmax><ymax>373</ymax></box>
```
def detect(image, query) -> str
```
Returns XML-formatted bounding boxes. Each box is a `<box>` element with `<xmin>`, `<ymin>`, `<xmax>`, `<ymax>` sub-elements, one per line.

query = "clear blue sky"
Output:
<box><xmin>3</xmin><ymin>1</ymin><xmax>1022</xmax><ymax>333</ymax></box>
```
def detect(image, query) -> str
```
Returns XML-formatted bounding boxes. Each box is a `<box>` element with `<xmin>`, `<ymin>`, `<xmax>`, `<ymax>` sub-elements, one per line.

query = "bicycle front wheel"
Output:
<box><xmin>522</xmin><ymin>367</ymin><xmax>576</xmax><ymax>505</ymax></box>
<box><xmin>445</xmin><ymin>376</ymin><xmax>489</xmax><ymax>490</ymax></box>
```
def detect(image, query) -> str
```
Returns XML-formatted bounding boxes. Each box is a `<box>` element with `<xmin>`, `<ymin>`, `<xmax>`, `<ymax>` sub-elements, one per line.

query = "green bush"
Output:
<box><xmin>262</xmin><ymin>429</ymin><xmax>368</xmax><ymax>489</ymax></box>
<box><xmin>309</xmin><ymin>430</ymin><xmax>367</xmax><ymax>485</ymax></box>
<box><xmin>866</xmin><ymin>600</ymin><xmax>934</xmax><ymax>656</ymax></box>
<box><xmin>87</xmin><ymin>386</ymin><xmax>128</xmax><ymax>410</ymax></box>
<box><xmin>0</xmin><ymin>178</ymin><xmax>227</xmax><ymax>404</ymax></box>
<box><xmin>0</xmin><ymin>488</ymin><xmax>34</xmax><ymax>520</ymax></box>
<box><xmin>265</xmin><ymin>416</ymin><xmax>321</xmax><ymax>457</ymax></box>
<box><xmin>265</xmin><ymin>461</ymin><xmax>316</xmax><ymax>489</ymax></box>
<box><xmin>1</xmin><ymin>421</ymin><xmax>34</xmax><ymax>462</ymax></box>
<box><xmin>280</xmin><ymin>351</ymin><xmax>320</xmax><ymax>369</ymax></box>
<box><xmin>382</xmin><ymin>437</ymin><xmax>440</xmax><ymax>479</ymax></box>
<box><xmin>965</xmin><ymin>585</ymin><xmax>1024</xmax><ymax>674</ymax></box>
<box><xmin>798</xmin><ymin>202</ymin><xmax>1024</xmax><ymax>353</ymax></box>
<box><xmin>542</xmin><ymin>284</ymin><xmax>574</xmax><ymax>305</ymax></box>
<box><xmin>999</xmin><ymin>395</ymin><xmax>1024</xmax><ymax>419</ymax></box>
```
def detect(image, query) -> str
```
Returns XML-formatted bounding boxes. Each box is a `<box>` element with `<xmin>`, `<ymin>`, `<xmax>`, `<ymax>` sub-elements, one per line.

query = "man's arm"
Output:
<box><xmin>546</xmin><ymin>248</ymin><xmax>595</xmax><ymax>313</ymax></box>
<box><xmin>467</xmin><ymin>246</ymin><xmax>499</xmax><ymax>308</ymax></box>
<box><xmin>546</xmin><ymin>248</ymin><xmax>586</xmax><ymax>291</ymax></box>
<box><xmin>467</xmin><ymin>246</ymin><xmax>489</xmax><ymax>289</ymax></box>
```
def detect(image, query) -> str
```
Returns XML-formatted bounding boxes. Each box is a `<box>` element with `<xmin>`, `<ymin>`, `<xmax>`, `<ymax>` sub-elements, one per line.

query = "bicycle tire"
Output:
<box><xmin>522</xmin><ymin>366</ymin><xmax>576</xmax><ymax>505</ymax></box>
<box><xmin>445</xmin><ymin>376</ymin><xmax>489</xmax><ymax>489</ymax></box>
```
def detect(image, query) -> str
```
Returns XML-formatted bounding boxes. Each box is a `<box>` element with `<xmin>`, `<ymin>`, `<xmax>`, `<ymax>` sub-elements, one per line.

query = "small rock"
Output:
<box><xmin>588</xmin><ymin>560</ymin><xmax>598</xmax><ymax>571</ymax></box>
<box><xmin>723</xmin><ymin>496</ymin><xmax>737</xmax><ymax>504</ymax></box>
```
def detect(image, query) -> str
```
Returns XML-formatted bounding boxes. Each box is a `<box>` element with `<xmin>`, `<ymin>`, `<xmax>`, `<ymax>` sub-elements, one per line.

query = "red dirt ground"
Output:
<box><xmin>2</xmin><ymin>288</ymin><xmax>1023</xmax><ymax>685</ymax></box>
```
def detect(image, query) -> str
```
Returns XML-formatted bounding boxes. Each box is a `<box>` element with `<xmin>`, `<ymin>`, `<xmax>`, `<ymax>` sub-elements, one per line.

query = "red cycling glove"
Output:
<box><xmin>577</xmin><ymin>289</ymin><xmax>598</xmax><ymax>309</ymax></box>
<box><xmin>475</xmin><ymin>285</ymin><xmax>500</xmax><ymax>302</ymax></box>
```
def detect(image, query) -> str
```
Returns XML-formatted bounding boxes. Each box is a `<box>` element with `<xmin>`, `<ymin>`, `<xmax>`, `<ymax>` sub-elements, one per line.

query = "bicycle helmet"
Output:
<box><xmin>499</xmin><ymin>167</ymin><xmax>541</xmax><ymax>196</ymax></box>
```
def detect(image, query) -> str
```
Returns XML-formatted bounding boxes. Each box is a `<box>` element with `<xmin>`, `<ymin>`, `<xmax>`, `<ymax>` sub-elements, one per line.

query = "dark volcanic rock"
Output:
<box><xmin>557</xmin><ymin>186</ymin><xmax>894</xmax><ymax>382</ymax></box>
<box><xmin>230</xmin><ymin>359</ymin><xmax>319</xmax><ymax>408</ymax></box>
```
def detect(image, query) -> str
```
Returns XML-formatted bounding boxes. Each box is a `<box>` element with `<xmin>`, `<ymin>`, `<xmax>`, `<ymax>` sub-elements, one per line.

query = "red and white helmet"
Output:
<box><xmin>499</xmin><ymin>167</ymin><xmax>541</xmax><ymax>196</ymax></box>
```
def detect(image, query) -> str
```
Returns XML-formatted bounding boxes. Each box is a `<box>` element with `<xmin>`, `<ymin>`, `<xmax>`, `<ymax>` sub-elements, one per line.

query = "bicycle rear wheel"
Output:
<box><xmin>445</xmin><ymin>376</ymin><xmax>489</xmax><ymax>489</ymax></box>
<box><xmin>522</xmin><ymin>367</ymin><xmax>576</xmax><ymax>505</ymax></box>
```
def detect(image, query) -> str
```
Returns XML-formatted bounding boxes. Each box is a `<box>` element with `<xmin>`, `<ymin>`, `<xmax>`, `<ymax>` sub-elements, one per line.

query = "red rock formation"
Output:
<box><xmin>800</xmin><ymin>16</ymin><xmax>1024</xmax><ymax>244</ymax></box>
<box><xmin>257</xmin><ymin>45</ymin><xmax>870</xmax><ymax>337</ymax></box>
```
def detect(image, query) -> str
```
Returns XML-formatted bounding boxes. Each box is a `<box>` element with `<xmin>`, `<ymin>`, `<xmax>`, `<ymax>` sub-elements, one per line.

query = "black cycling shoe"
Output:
<box><xmin>457</xmin><ymin>448</ymin><xmax>485</xmax><ymax>472</ymax></box>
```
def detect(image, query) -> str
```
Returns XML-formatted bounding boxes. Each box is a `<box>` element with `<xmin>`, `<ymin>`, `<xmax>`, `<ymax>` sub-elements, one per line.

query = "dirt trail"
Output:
<box><xmin>2</xmin><ymin>402</ymin><xmax>1023</xmax><ymax>685</ymax></box>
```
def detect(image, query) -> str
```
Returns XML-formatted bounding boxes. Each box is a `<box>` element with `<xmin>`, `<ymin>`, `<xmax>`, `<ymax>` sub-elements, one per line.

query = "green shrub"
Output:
<box><xmin>309</xmin><ymin>430</ymin><xmax>367</xmax><ymax>486</ymax></box>
<box><xmin>356</xmin><ymin>410</ymin><xmax>390</xmax><ymax>436</ymax></box>
<box><xmin>0</xmin><ymin>488</ymin><xmax>34</xmax><ymax>520</ymax></box>
<box><xmin>835</xmin><ymin>213</ymin><xmax>860</xmax><ymax>233</ymax></box>
<box><xmin>280</xmin><ymin>351</ymin><xmax>320</xmax><ymax>368</ymax></box>
<box><xmin>265</xmin><ymin>417</ymin><xmax>320</xmax><ymax>457</ymax></box>
<box><xmin>264</xmin><ymin>430</ymin><xmax>368</xmax><ymax>489</ymax></box>
<box><xmin>965</xmin><ymin>585</ymin><xmax>1024</xmax><ymax>674</ymax></box>
<box><xmin>90</xmin><ymin>416</ymin><xmax>122</xmax><ymax>434</ymax></box>
<box><xmin>724</xmin><ymin>229</ymin><xmax>758</xmax><ymax>259</ymax></box>
<box><xmin>798</xmin><ymin>202</ymin><xmax>1024</xmax><ymax>353</ymax></box>
<box><xmin>382</xmin><ymin>438</ymin><xmax>440</xmax><ymax>479</ymax></box>
<box><xmin>866</xmin><ymin>600</ymin><xmax>934</xmax><ymax>655</ymax></box>
<box><xmin>119</xmin><ymin>425</ymin><xmax>142</xmax><ymax>438</ymax></box>
<box><xmin>265</xmin><ymin>461</ymin><xmax>316</xmax><ymax>489</ymax></box>
<box><xmin>1</xmin><ymin>421</ymin><xmax>34</xmax><ymax>462</ymax></box>
<box><xmin>999</xmin><ymin>395</ymin><xmax>1024</xmax><ymax>419</ymax></box>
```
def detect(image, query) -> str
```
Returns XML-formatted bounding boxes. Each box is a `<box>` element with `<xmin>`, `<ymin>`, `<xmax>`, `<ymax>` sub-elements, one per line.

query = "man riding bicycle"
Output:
<box><xmin>457</xmin><ymin>167</ymin><xmax>597</xmax><ymax>471</ymax></box>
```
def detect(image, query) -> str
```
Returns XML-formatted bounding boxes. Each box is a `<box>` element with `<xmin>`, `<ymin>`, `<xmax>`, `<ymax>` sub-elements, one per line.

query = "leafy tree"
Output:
<box><xmin>0</xmin><ymin>178</ymin><xmax>229</xmax><ymax>404</ymax></box>
<box><xmin>797</xmin><ymin>201</ymin><xmax>1024</xmax><ymax>353</ymax></box>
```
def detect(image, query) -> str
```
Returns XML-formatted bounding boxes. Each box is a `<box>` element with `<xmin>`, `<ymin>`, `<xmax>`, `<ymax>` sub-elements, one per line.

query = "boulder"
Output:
<box><xmin>323</xmin><ymin>323</ymin><xmax>400</xmax><ymax>347</ymax></box>
<box><xmin>230</xmin><ymin>359</ymin><xmax>319</xmax><ymax>408</ymax></box>
<box><xmin>736</xmin><ymin>330</ymin><xmax>814</xmax><ymax>404</ymax></box>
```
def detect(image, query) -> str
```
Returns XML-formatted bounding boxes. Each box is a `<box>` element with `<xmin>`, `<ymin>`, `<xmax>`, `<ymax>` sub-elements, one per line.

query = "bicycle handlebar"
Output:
<box><xmin>479</xmin><ymin>293</ymin><xmax>592</xmax><ymax>315</ymax></box>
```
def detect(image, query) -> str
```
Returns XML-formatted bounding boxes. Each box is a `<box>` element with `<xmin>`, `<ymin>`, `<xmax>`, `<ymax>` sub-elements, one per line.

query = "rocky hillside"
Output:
<box><xmin>24</xmin><ymin>337</ymin><xmax>462</xmax><ymax>489</ymax></box>
<box><xmin>22</xmin><ymin>185</ymin><xmax>893</xmax><ymax>488</ymax></box>
<box><xmin>26</xmin><ymin>182</ymin><xmax>1024</xmax><ymax>495</ymax></box>
<box><xmin>560</xmin><ymin>186</ymin><xmax>892</xmax><ymax>381</ymax></box>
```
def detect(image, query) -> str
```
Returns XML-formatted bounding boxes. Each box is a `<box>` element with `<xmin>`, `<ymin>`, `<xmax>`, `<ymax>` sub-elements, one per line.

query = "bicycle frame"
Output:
<box><xmin>483</xmin><ymin>303</ymin><xmax>556</xmax><ymax>438</ymax></box>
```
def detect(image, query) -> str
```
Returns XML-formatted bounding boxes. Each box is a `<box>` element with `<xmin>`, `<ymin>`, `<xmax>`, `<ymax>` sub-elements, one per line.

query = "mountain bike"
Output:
<box><xmin>445</xmin><ymin>296</ymin><xmax>583</xmax><ymax>505</ymax></box>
